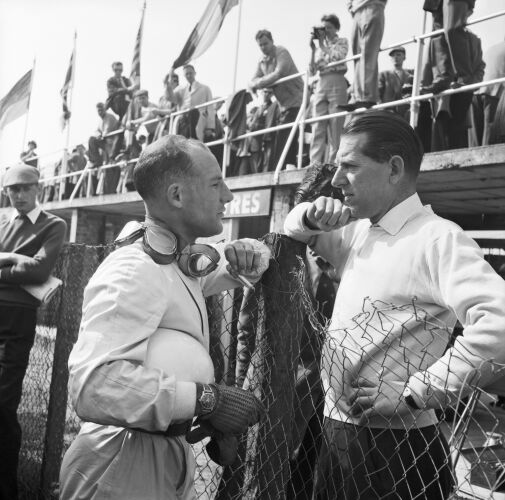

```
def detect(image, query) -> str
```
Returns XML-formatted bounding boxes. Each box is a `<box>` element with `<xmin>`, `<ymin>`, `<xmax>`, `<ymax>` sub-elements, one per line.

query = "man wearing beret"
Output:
<box><xmin>0</xmin><ymin>164</ymin><xmax>66</xmax><ymax>500</ymax></box>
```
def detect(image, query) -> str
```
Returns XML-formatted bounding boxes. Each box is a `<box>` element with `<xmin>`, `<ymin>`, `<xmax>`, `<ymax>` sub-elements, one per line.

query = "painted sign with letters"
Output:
<box><xmin>223</xmin><ymin>188</ymin><xmax>271</xmax><ymax>218</ymax></box>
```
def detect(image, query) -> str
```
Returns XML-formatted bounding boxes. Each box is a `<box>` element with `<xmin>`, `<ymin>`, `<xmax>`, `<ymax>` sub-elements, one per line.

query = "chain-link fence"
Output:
<box><xmin>17</xmin><ymin>234</ymin><xmax>505</xmax><ymax>499</ymax></box>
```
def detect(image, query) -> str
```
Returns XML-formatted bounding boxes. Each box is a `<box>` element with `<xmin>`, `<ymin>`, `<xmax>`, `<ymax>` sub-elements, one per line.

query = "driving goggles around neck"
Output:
<box><xmin>115</xmin><ymin>221</ymin><xmax>220</xmax><ymax>278</ymax></box>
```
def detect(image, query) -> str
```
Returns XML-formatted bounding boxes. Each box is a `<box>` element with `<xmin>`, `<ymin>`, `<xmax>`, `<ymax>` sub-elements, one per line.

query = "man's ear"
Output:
<box><xmin>389</xmin><ymin>155</ymin><xmax>405</xmax><ymax>185</ymax></box>
<box><xmin>166</xmin><ymin>182</ymin><xmax>183</xmax><ymax>208</ymax></box>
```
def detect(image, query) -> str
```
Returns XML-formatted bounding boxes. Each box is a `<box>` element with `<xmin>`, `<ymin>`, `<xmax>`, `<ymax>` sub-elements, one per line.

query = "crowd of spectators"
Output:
<box><xmin>2</xmin><ymin>0</ymin><xmax>504</xmax><ymax>204</ymax></box>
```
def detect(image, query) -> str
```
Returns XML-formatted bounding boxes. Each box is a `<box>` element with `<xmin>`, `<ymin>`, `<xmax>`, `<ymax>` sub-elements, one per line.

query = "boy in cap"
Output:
<box><xmin>378</xmin><ymin>46</ymin><xmax>413</xmax><ymax>118</ymax></box>
<box><xmin>0</xmin><ymin>164</ymin><xmax>66</xmax><ymax>500</ymax></box>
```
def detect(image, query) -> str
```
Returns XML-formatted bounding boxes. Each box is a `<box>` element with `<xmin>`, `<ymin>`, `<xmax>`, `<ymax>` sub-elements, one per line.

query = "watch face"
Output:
<box><xmin>200</xmin><ymin>391</ymin><xmax>216</xmax><ymax>412</ymax></box>
<box><xmin>403</xmin><ymin>387</ymin><xmax>412</xmax><ymax>398</ymax></box>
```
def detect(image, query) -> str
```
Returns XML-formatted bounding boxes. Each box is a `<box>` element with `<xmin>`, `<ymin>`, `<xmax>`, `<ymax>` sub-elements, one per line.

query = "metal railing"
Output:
<box><xmin>29</xmin><ymin>7</ymin><xmax>505</xmax><ymax>203</ymax></box>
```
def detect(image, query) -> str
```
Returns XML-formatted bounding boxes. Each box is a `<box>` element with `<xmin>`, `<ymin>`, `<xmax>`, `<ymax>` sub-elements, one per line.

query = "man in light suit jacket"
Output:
<box><xmin>174</xmin><ymin>65</ymin><xmax>216</xmax><ymax>143</ymax></box>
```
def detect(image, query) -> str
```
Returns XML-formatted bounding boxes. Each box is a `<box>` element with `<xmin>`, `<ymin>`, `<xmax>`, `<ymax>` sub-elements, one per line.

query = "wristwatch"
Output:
<box><xmin>197</xmin><ymin>384</ymin><xmax>217</xmax><ymax>416</ymax></box>
<box><xmin>403</xmin><ymin>386</ymin><xmax>420</xmax><ymax>410</ymax></box>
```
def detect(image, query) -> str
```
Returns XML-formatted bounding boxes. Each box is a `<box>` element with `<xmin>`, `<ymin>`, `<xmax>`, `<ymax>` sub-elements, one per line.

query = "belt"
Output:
<box><xmin>132</xmin><ymin>419</ymin><xmax>193</xmax><ymax>438</ymax></box>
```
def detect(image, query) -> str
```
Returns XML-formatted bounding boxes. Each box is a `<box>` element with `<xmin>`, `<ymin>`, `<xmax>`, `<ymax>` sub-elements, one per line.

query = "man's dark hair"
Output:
<box><xmin>321</xmin><ymin>14</ymin><xmax>340</xmax><ymax>31</ymax></box>
<box><xmin>183</xmin><ymin>64</ymin><xmax>195</xmax><ymax>71</ymax></box>
<box><xmin>342</xmin><ymin>111</ymin><xmax>424</xmax><ymax>178</ymax></box>
<box><xmin>294</xmin><ymin>162</ymin><xmax>343</xmax><ymax>205</ymax></box>
<box><xmin>28</xmin><ymin>140</ymin><xmax>37</xmax><ymax>148</ymax></box>
<box><xmin>96</xmin><ymin>102</ymin><xmax>105</xmax><ymax>108</ymax></box>
<box><xmin>255</xmin><ymin>29</ymin><xmax>273</xmax><ymax>42</ymax></box>
<box><xmin>133</xmin><ymin>135</ymin><xmax>203</xmax><ymax>200</ymax></box>
<box><xmin>111</xmin><ymin>61</ymin><xmax>123</xmax><ymax>69</ymax></box>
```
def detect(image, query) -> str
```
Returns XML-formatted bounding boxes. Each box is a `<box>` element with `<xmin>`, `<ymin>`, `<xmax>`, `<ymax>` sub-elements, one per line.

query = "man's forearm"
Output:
<box><xmin>0</xmin><ymin>254</ymin><xmax>55</xmax><ymax>285</ymax></box>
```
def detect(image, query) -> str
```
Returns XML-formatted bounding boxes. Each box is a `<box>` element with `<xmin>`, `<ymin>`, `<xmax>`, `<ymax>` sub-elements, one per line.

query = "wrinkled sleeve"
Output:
<box><xmin>283</xmin><ymin>202</ymin><xmax>347</xmax><ymax>269</ymax></box>
<box><xmin>255</xmin><ymin>48</ymin><xmax>293</xmax><ymax>88</ymax></box>
<box><xmin>201</xmin><ymin>239</ymin><xmax>271</xmax><ymax>297</ymax></box>
<box><xmin>409</xmin><ymin>229</ymin><xmax>505</xmax><ymax>408</ymax></box>
<box><xmin>69</xmin><ymin>248</ymin><xmax>196</xmax><ymax>432</ymax></box>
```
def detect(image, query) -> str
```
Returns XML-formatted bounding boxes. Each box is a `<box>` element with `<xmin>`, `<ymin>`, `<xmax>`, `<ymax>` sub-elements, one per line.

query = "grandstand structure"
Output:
<box><xmin>1</xmin><ymin>8</ymin><xmax>504</xmax><ymax>254</ymax></box>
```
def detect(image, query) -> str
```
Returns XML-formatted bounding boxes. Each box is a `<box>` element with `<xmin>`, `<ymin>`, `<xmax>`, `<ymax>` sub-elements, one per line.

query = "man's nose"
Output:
<box><xmin>331</xmin><ymin>166</ymin><xmax>346</xmax><ymax>188</ymax></box>
<box><xmin>222</xmin><ymin>184</ymin><xmax>233</xmax><ymax>204</ymax></box>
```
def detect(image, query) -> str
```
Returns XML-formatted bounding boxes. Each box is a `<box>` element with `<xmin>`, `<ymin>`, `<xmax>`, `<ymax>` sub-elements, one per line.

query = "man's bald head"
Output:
<box><xmin>133</xmin><ymin>135</ymin><xmax>207</xmax><ymax>201</ymax></box>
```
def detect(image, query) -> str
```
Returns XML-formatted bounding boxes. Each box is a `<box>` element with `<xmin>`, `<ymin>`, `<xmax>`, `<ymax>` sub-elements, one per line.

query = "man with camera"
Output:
<box><xmin>309</xmin><ymin>14</ymin><xmax>349</xmax><ymax>163</ymax></box>
<box><xmin>59</xmin><ymin>135</ymin><xmax>270</xmax><ymax>500</ymax></box>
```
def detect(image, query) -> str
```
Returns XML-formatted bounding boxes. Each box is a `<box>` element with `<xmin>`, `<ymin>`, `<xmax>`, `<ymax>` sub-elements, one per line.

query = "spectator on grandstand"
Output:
<box><xmin>247</xmin><ymin>88</ymin><xmax>280</xmax><ymax>172</ymax></box>
<box><xmin>378</xmin><ymin>46</ymin><xmax>414</xmax><ymax>119</ymax></box>
<box><xmin>469</xmin><ymin>37</ymin><xmax>505</xmax><ymax>146</ymax></box>
<box><xmin>105</xmin><ymin>61</ymin><xmax>137</xmax><ymax>121</ymax></box>
<box><xmin>88</xmin><ymin>102</ymin><xmax>121</xmax><ymax>167</ymax></box>
<box><xmin>0</xmin><ymin>164</ymin><xmax>66</xmax><ymax>500</ymax></box>
<box><xmin>234</xmin><ymin>106</ymin><xmax>262</xmax><ymax>176</ymax></box>
<box><xmin>284</xmin><ymin>111</ymin><xmax>505</xmax><ymax>499</ymax></box>
<box><xmin>425</xmin><ymin>21</ymin><xmax>485</xmax><ymax>151</ymax></box>
<box><xmin>173</xmin><ymin>64</ymin><xmax>216</xmax><ymax>142</ymax></box>
<box><xmin>309</xmin><ymin>14</ymin><xmax>349</xmax><ymax>163</ymax></box>
<box><xmin>421</xmin><ymin>0</ymin><xmax>477</xmax><ymax>94</ymax></box>
<box><xmin>250</xmin><ymin>29</ymin><xmax>304</xmax><ymax>169</ymax></box>
<box><xmin>153</xmin><ymin>73</ymin><xmax>178</xmax><ymax>141</ymax></box>
<box><xmin>63</xmin><ymin>144</ymin><xmax>87</xmax><ymax>199</ymax></box>
<box><xmin>88</xmin><ymin>102</ymin><xmax>121</xmax><ymax>195</ymax></box>
<box><xmin>126</xmin><ymin>89</ymin><xmax>164</xmax><ymax>144</ymax></box>
<box><xmin>20</xmin><ymin>140</ymin><xmax>38</xmax><ymax>169</ymax></box>
<box><xmin>341</xmin><ymin>0</ymin><xmax>387</xmax><ymax>111</ymax></box>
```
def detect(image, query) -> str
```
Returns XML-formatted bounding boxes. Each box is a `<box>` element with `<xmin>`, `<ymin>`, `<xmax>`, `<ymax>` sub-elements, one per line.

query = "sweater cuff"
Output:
<box><xmin>172</xmin><ymin>381</ymin><xmax>197</xmax><ymax>421</ymax></box>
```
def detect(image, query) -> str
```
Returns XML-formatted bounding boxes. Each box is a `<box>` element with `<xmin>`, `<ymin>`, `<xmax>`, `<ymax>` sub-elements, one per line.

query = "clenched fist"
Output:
<box><xmin>305</xmin><ymin>196</ymin><xmax>353</xmax><ymax>232</ymax></box>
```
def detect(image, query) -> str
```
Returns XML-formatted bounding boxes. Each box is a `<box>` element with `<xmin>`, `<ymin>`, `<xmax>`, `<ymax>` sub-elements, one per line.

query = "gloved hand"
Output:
<box><xmin>186</xmin><ymin>421</ymin><xmax>238</xmax><ymax>466</ymax></box>
<box><xmin>195</xmin><ymin>383</ymin><xmax>264</xmax><ymax>435</ymax></box>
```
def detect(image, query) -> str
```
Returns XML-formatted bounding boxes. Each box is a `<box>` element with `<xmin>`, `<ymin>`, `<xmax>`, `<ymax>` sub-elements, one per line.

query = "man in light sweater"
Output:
<box><xmin>0</xmin><ymin>164</ymin><xmax>66</xmax><ymax>500</ymax></box>
<box><xmin>284</xmin><ymin>111</ymin><xmax>505</xmax><ymax>499</ymax></box>
<box><xmin>59</xmin><ymin>135</ymin><xmax>270</xmax><ymax>500</ymax></box>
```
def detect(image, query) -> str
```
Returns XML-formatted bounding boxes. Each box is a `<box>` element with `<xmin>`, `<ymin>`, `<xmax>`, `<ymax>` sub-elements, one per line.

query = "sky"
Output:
<box><xmin>0</xmin><ymin>0</ymin><xmax>504</xmax><ymax>173</ymax></box>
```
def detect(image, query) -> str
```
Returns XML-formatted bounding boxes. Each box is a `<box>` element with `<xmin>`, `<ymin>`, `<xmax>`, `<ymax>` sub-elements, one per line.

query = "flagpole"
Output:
<box><xmin>22</xmin><ymin>57</ymin><xmax>36</xmax><ymax>152</ymax></box>
<box><xmin>232</xmin><ymin>0</ymin><xmax>243</xmax><ymax>93</ymax></box>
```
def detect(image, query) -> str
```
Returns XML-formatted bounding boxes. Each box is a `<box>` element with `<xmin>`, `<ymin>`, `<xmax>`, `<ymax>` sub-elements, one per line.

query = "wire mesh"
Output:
<box><xmin>16</xmin><ymin>236</ymin><xmax>505</xmax><ymax>499</ymax></box>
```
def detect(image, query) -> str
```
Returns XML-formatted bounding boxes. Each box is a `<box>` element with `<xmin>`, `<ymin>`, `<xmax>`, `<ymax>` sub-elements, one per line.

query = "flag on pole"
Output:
<box><xmin>130</xmin><ymin>2</ymin><xmax>146</xmax><ymax>86</ymax></box>
<box><xmin>172</xmin><ymin>0</ymin><xmax>239</xmax><ymax>69</ymax></box>
<box><xmin>60</xmin><ymin>33</ymin><xmax>77</xmax><ymax>130</ymax></box>
<box><xmin>0</xmin><ymin>69</ymin><xmax>33</xmax><ymax>133</ymax></box>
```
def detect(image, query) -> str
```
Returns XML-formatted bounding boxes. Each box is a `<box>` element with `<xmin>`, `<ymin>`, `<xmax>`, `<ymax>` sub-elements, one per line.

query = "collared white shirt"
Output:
<box><xmin>10</xmin><ymin>205</ymin><xmax>41</xmax><ymax>224</ymax></box>
<box><xmin>285</xmin><ymin>193</ymin><xmax>505</xmax><ymax>429</ymax></box>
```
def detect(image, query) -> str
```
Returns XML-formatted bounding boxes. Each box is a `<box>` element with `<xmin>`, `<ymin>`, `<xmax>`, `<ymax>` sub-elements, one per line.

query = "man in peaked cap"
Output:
<box><xmin>0</xmin><ymin>164</ymin><xmax>66</xmax><ymax>500</ymax></box>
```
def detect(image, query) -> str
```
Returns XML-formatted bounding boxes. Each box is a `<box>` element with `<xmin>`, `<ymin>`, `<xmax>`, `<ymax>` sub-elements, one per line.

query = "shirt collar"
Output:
<box><xmin>373</xmin><ymin>193</ymin><xmax>425</xmax><ymax>235</ymax></box>
<box><xmin>262</xmin><ymin>46</ymin><xmax>277</xmax><ymax>63</ymax></box>
<box><xmin>10</xmin><ymin>205</ymin><xmax>41</xmax><ymax>224</ymax></box>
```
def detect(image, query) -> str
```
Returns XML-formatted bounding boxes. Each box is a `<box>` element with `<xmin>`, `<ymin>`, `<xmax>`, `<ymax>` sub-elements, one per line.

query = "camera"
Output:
<box><xmin>311</xmin><ymin>25</ymin><xmax>326</xmax><ymax>39</ymax></box>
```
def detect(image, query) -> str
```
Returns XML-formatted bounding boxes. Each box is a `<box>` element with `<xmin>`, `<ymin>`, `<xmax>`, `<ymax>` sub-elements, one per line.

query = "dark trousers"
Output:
<box><xmin>0</xmin><ymin>305</ymin><xmax>37</xmax><ymax>500</ymax></box>
<box><xmin>430</xmin><ymin>1</ymin><xmax>474</xmax><ymax>85</ymax></box>
<box><xmin>273</xmin><ymin>106</ymin><xmax>300</xmax><ymax>169</ymax></box>
<box><xmin>314</xmin><ymin>419</ymin><xmax>454</xmax><ymax>500</ymax></box>
<box><xmin>432</xmin><ymin>92</ymin><xmax>473</xmax><ymax>151</ymax></box>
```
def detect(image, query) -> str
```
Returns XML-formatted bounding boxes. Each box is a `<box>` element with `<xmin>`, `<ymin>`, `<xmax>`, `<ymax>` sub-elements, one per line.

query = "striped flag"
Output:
<box><xmin>130</xmin><ymin>2</ymin><xmax>146</xmax><ymax>86</ymax></box>
<box><xmin>172</xmin><ymin>0</ymin><xmax>239</xmax><ymax>69</ymax></box>
<box><xmin>0</xmin><ymin>69</ymin><xmax>33</xmax><ymax>133</ymax></box>
<box><xmin>60</xmin><ymin>33</ymin><xmax>76</xmax><ymax>130</ymax></box>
